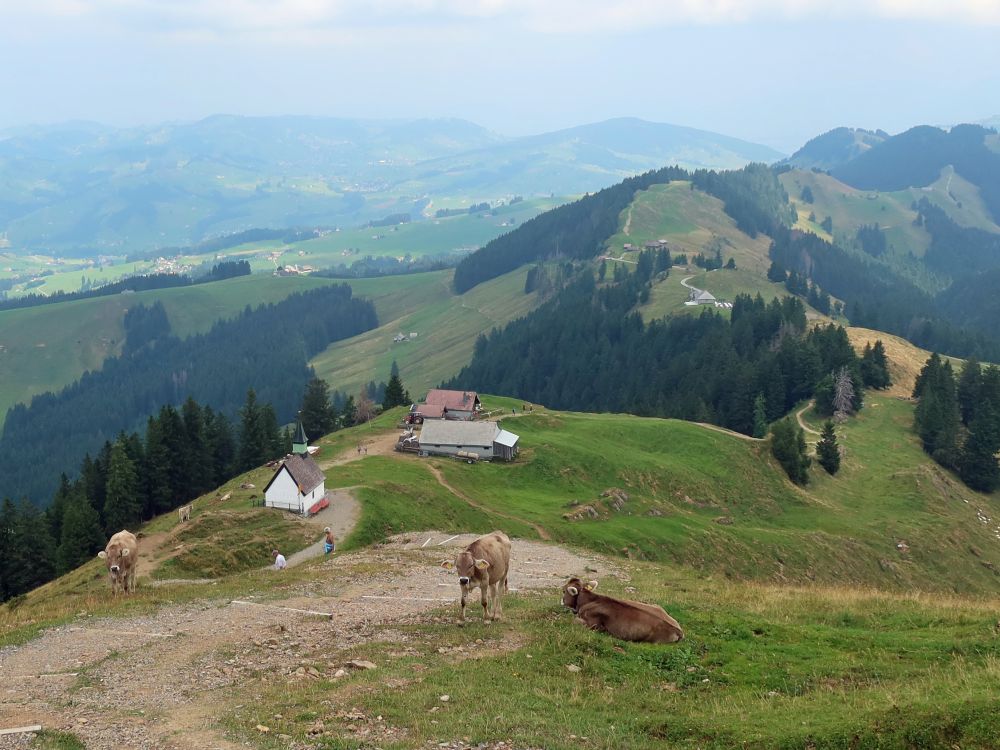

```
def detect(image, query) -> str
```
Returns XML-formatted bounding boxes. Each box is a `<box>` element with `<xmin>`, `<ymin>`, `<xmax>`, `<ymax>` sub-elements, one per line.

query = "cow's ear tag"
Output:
<box><xmin>441</xmin><ymin>560</ymin><xmax>454</xmax><ymax>570</ymax></box>
<box><xmin>97</xmin><ymin>551</ymin><xmax>107</xmax><ymax>559</ymax></box>
<box><xmin>475</xmin><ymin>559</ymin><xmax>490</xmax><ymax>570</ymax></box>
<box><xmin>584</xmin><ymin>580</ymin><xmax>598</xmax><ymax>591</ymax></box>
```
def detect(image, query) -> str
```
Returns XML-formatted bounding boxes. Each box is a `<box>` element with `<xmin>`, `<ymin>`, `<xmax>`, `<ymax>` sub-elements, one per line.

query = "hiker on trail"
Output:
<box><xmin>324</xmin><ymin>527</ymin><xmax>336</xmax><ymax>554</ymax></box>
<box><xmin>272</xmin><ymin>549</ymin><xmax>287</xmax><ymax>570</ymax></box>
<box><xmin>357</xmin><ymin>444</ymin><xmax>361</xmax><ymax>455</ymax></box>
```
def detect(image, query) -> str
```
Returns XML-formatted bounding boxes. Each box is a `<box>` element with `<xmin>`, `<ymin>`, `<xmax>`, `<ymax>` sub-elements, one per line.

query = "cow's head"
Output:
<box><xmin>97</xmin><ymin>544</ymin><xmax>131</xmax><ymax>577</ymax></box>
<box><xmin>562</xmin><ymin>577</ymin><xmax>598</xmax><ymax>612</ymax></box>
<box><xmin>442</xmin><ymin>550</ymin><xmax>490</xmax><ymax>588</ymax></box>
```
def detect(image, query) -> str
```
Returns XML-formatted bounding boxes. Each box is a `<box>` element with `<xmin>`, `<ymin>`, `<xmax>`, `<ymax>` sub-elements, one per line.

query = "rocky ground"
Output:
<box><xmin>0</xmin><ymin>533</ymin><xmax>613</xmax><ymax>750</ymax></box>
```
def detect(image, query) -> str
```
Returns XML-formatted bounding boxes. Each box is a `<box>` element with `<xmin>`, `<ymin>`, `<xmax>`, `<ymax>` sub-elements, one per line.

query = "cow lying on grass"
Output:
<box><xmin>97</xmin><ymin>530</ymin><xmax>138</xmax><ymax>595</ymax></box>
<box><xmin>442</xmin><ymin>531</ymin><xmax>511</xmax><ymax>624</ymax></box>
<box><xmin>562</xmin><ymin>577</ymin><xmax>683</xmax><ymax>644</ymax></box>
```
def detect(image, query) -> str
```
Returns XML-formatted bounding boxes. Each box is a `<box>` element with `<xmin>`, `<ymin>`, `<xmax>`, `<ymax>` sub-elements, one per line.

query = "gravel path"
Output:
<box><xmin>0</xmin><ymin>533</ymin><xmax>612</xmax><ymax>749</ymax></box>
<box><xmin>284</xmin><ymin>489</ymin><xmax>360</xmax><ymax>568</ymax></box>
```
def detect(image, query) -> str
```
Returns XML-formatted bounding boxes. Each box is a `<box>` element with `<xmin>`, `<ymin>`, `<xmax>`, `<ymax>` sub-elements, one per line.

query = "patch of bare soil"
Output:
<box><xmin>0</xmin><ymin>533</ymin><xmax>611</xmax><ymax>749</ymax></box>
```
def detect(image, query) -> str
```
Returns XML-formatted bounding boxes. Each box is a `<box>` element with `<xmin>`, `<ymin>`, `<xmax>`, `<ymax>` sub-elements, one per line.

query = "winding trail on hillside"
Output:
<box><xmin>425</xmin><ymin>463</ymin><xmax>553</xmax><ymax>541</ymax></box>
<box><xmin>796</xmin><ymin>401</ymin><xmax>821</xmax><ymax>436</ymax></box>
<box><xmin>693</xmin><ymin>422</ymin><xmax>763</xmax><ymax>442</ymax></box>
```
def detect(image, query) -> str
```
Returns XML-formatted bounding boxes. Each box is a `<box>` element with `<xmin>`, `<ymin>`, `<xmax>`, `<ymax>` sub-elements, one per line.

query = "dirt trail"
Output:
<box><xmin>285</xmin><ymin>489</ymin><xmax>360</xmax><ymax>567</ymax></box>
<box><xmin>0</xmin><ymin>534</ymin><xmax>609</xmax><ymax>749</ymax></box>
<box><xmin>425</xmin><ymin>463</ymin><xmax>552</xmax><ymax>541</ymax></box>
<box><xmin>693</xmin><ymin>422</ymin><xmax>763</xmax><ymax>442</ymax></box>
<box><xmin>796</xmin><ymin>401</ymin><xmax>821</xmax><ymax>436</ymax></box>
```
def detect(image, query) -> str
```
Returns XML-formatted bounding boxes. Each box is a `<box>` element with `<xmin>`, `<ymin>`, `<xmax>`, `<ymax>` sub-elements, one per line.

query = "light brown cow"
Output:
<box><xmin>178</xmin><ymin>504</ymin><xmax>192</xmax><ymax>522</ymax></box>
<box><xmin>441</xmin><ymin>531</ymin><xmax>511</xmax><ymax>624</ymax></box>
<box><xmin>561</xmin><ymin>577</ymin><xmax>683</xmax><ymax>644</ymax></box>
<box><xmin>97</xmin><ymin>530</ymin><xmax>139</xmax><ymax>595</ymax></box>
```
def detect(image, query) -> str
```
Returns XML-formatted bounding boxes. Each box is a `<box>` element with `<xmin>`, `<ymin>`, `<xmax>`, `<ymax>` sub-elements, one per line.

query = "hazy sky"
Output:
<box><xmin>1</xmin><ymin>1</ymin><xmax>998</xmax><ymax>151</ymax></box>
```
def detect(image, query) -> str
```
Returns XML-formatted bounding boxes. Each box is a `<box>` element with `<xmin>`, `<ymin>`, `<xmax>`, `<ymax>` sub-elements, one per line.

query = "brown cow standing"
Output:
<box><xmin>97</xmin><ymin>530</ymin><xmax>139</xmax><ymax>595</ymax></box>
<box><xmin>562</xmin><ymin>577</ymin><xmax>683</xmax><ymax>644</ymax></box>
<box><xmin>441</xmin><ymin>531</ymin><xmax>511</xmax><ymax>624</ymax></box>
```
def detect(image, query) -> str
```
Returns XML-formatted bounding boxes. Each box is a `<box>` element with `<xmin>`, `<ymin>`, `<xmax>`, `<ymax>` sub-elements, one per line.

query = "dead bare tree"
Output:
<box><xmin>833</xmin><ymin>367</ymin><xmax>856</xmax><ymax>422</ymax></box>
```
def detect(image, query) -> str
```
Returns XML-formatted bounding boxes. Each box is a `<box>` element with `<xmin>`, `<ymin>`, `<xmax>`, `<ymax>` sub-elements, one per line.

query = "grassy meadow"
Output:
<box><xmin>3</xmin><ymin>395</ymin><xmax>1000</xmax><ymax>748</ymax></box>
<box><xmin>229</xmin><ymin>566</ymin><xmax>1000</xmax><ymax>750</ymax></box>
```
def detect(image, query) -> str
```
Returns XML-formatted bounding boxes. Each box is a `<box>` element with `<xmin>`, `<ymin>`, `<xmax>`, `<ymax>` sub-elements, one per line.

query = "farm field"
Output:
<box><xmin>0</xmin><ymin>197</ymin><xmax>561</xmax><ymax>298</ymax></box>
<box><xmin>310</xmin><ymin>266</ymin><xmax>540</xmax><ymax>399</ymax></box>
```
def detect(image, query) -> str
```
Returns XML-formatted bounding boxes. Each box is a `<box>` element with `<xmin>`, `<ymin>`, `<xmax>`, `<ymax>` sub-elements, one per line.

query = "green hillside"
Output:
<box><xmin>3</xmin><ymin>399</ymin><xmax>999</xmax><ymax>749</ymax></box>
<box><xmin>601</xmin><ymin>181</ymin><xmax>814</xmax><ymax>320</ymax></box>
<box><xmin>310</xmin><ymin>267</ymin><xmax>540</xmax><ymax>400</ymax></box>
<box><xmin>0</xmin><ymin>275</ymin><xmax>339</xmax><ymax>426</ymax></box>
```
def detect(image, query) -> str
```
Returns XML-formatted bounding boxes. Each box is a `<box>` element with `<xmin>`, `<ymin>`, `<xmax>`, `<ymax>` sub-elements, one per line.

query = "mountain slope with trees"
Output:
<box><xmin>0</xmin><ymin>284</ymin><xmax>377</xmax><ymax>504</ymax></box>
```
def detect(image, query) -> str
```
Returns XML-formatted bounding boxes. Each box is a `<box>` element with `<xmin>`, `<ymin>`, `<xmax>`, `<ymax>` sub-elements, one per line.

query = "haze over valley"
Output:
<box><xmin>1</xmin><ymin>2</ymin><xmax>999</xmax><ymax>748</ymax></box>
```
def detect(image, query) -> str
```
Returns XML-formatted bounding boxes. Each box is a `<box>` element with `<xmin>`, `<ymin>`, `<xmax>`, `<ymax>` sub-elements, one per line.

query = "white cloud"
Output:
<box><xmin>3</xmin><ymin>0</ymin><xmax>999</xmax><ymax>36</ymax></box>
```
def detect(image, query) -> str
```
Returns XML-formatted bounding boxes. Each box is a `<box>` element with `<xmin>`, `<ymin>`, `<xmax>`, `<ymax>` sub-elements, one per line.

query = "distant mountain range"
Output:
<box><xmin>783</xmin><ymin>123</ymin><xmax>1000</xmax><ymax>224</ymax></box>
<box><xmin>0</xmin><ymin>116</ymin><xmax>782</xmax><ymax>255</ymax></box>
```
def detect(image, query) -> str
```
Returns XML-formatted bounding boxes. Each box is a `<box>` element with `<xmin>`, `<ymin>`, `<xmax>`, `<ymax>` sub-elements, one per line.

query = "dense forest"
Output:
<box><xmin>768</xmin><ymin>226</ymin><xmax>1000</xmax><ymax>360</ymax></box>
<box><xmin>0</xmin><ymin>284</ymin><xmax>378</xmax><ymax>504</ymax></box>
<box><xmin>912</xmin><ymin>354</ymin><xmax>1000</xmax><ymax>493</ymax></box>
<box><xmin>449</xmin><ymin>251</ymin><xmax>867</xmax><ymax>435</ymax></box>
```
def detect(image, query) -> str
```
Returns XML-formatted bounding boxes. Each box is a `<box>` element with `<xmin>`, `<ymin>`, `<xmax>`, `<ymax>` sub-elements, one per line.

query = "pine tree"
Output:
<box><xmin>914</xmin><ymin>355</ymin><xmax>962</xmax><ymax>469</ymax></box>
<box><xmin>752</xmin><ymin>394</ymin><xmax>768</xmax><ymax>438</ymax></box>
<box><xmin>860</xmin><ymin>340</ymin><xmax>891</xmax><ymax>389</ymax></box>
<box><xmin>260</xmin><ymin>403</ymin><xmax>286</xmax><ymax>460</ymax></box>
<box><xmin>833</xmin><ymin>367</ymin><xmax>857</xmax><ymax>421</ymax></box>
<box><xmin>104</xmin><ymin>439</ymin><xmax>141</xmax><ymax>534</ymax></box>
<box><xmin>239</xmin><ymin>389</ymin><xmax>269</xmax><ymax>471</ymax></box>
<box><xmin>816</xmin><ymin>420</ymin><xmax>841</xmax><ymax>475</ymax></box>
<box><xmin>46</xmin><ymin>473</ymin><xmax>73</xmax><ymax>543</ymax></box>
<box><xmin>382</xmin><ymin>370</ymin><xmax>410</xmax><ymax>410</ymax></box>
<box><xmin>57</xmin><ymin>487</ymin><xmax>106</xmax><ymax>574</ymax></box>
<box><xmin>770</xmin><ymin>418</ymin><xmax>810</xmax><ymax>485</ymax></box>
<box><xmin>300</xmin><ymin>377</ymin><xmax>336</xmax><ymax>438</ymax></box>
<box><xmin>181</xmin><ymin>397</ymin><xmax>213</xmax><ymax>498</ymax></box>
<box><xmin>205</xmin><ymin>408</ymin><xmax>236</xmax><ymax>485</ymax></box>
<box><xmin>956</xmin><ymin>358</ymin><xmax>982</xmax><ymax>426</ymax></box>
<box><xmin>0</xmin><ymin>498</ymin><xmax>14</xmax><ymax>600</ymax></box>
<box><xmin>4</xmin><ymin>501</ymin><xmax>55</xmax><ymax>598</ymax></box>
<box><xmin>958</xmin><ymin>365</ymin><xmax>1000</xmax><ymax>492</ymax></box>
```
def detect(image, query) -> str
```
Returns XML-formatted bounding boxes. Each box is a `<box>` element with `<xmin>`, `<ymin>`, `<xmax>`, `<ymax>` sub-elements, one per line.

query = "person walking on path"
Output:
<box><xmin>323</xmin><ymin>527</ymin><xmax>336</xmax><ymax>554</ymax></box>
<box><xmin>272</xmin><ymin>549</ymin><xmax>287</xmax><ymax>570</ymax></box>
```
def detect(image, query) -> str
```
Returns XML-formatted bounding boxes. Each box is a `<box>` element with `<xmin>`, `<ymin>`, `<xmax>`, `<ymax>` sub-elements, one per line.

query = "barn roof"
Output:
<box><xmin>696</xmin><ymin>290</ymin><xmax>716</xmax><ymax>301</ymax></box>
<box><xmin>263</xmin><ymin>453</ymin><xmax>325</xmax><ymax>495</ymax></box>
<box><xmin>419</xmin><ymin>420</ymin><xmax>500</xmax><ymax>447</ymax></box>
<box><xmin>424</xmin><ymin>389</ymin><xmax>480</xmax><ymax>410</ymax></box>
<box><xmin>413</xmin><ymin>403</ymin><xmax>446</xmax><ymax>418</ymax></box>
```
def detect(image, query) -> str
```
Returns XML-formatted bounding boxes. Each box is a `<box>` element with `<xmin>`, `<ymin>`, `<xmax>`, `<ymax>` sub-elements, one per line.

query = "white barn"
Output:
<box><xmin>417</xmin><ymin>420</ymin><xmax>519</xmax><ymax>462</ymax></box>
<box><xmin>263</xmin><ymin>453</ymin><xmax>326</xmax><ymax>514</ymax></box>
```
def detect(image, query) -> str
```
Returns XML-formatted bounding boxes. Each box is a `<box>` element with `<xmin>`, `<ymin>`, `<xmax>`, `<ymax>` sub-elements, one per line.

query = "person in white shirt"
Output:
<box><xmin>272</xmin><ymin>549</ymin><xmax>287</xmax><ymax>570</ymax></box>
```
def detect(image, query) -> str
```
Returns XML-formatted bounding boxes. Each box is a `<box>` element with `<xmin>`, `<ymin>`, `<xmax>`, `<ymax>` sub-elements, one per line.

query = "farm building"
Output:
<box><xmin>263</xmin><ymin>421</ymin><xmax>327</xmax><ymax>514</ymax></box>
<box><xmin>421</xmin><ymin>389</ymin><xmax>482</xmax><ymax>421</ymax></box>
<box><xmin>416</xmin><ymin>420</ymin><xmax>519</xmax><ymax>462</ymax></box>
